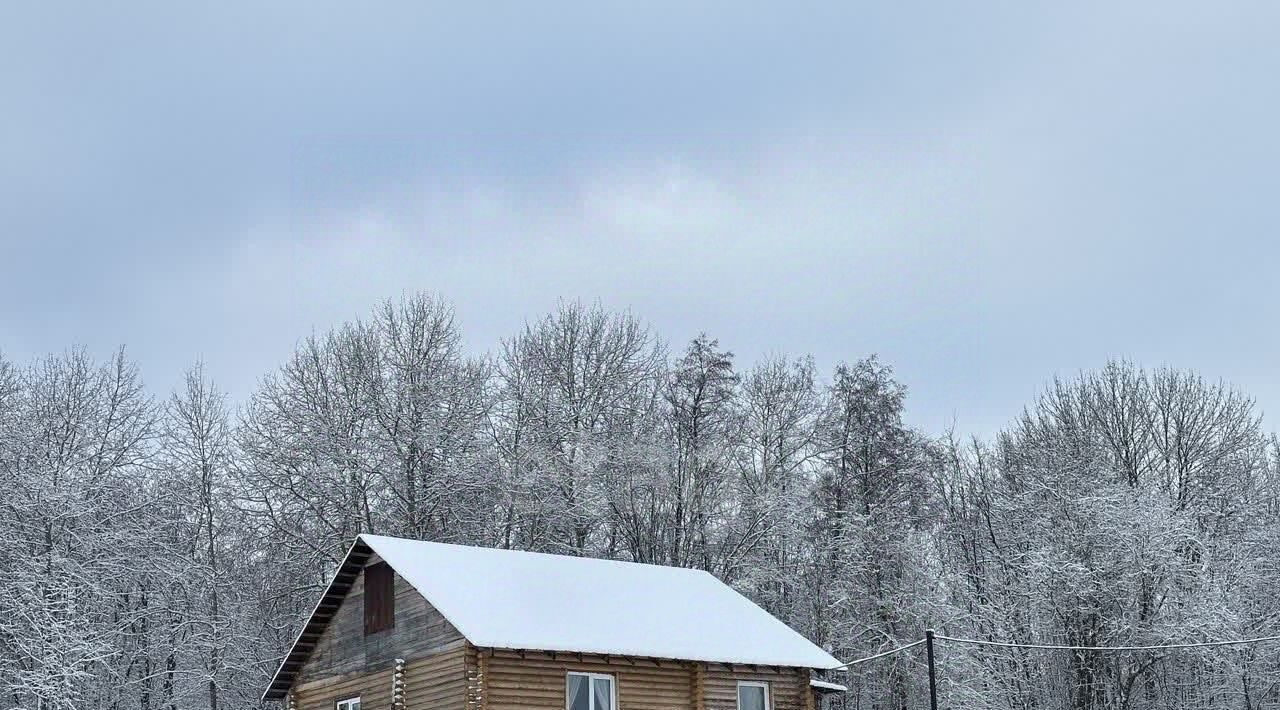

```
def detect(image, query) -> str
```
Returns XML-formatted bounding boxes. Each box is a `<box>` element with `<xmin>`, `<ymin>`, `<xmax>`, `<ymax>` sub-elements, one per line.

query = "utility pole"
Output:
<box><xmin>925</xmin><ymin>628</ymin><xmax>939</xmax><ymax>710</ymax></box>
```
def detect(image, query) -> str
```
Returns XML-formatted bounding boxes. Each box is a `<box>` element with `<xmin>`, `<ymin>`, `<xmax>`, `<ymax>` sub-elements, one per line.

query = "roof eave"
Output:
<box><xmin>260</xmin><ymin>537</ymin><xmax>374</xmax><ymax>702</ymax></box>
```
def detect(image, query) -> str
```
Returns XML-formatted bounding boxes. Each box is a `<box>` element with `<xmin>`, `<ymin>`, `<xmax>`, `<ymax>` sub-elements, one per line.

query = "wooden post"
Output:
<box><xmin>925</xmin><ymin>629</ymin><xmax>939</xmax><ymax>710</ymax></box>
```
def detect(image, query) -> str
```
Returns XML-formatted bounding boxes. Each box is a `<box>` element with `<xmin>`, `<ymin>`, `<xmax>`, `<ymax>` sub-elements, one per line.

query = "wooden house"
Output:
<box><xmin>263</xmin><ymin>535</ymin><xmax>847</xmax><ymax>710</ymax></box>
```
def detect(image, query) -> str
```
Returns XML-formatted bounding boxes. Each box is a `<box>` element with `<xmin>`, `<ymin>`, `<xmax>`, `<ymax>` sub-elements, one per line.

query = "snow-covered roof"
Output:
<box><xmin>361</xmin><ymin>534</ymin><xmax>842</xmax><ymax>669</ymax></box>
<box><xmin>809</xmin><ymin>679</ymin><xmax>849</xmax><ymax>693</ymax></box>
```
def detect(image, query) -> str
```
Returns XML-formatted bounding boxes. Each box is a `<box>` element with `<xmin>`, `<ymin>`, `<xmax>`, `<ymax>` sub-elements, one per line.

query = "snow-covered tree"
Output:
<box><xmin>3</xmin><ymin>299</ymin><xmax>1278</xmax><ymax>710</ymax></box>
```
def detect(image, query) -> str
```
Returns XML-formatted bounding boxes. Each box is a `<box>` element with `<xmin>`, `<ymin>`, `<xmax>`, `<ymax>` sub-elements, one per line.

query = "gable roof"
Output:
<box><xmin>264</xmin><ymin>534</ymin><xmax>842</xmax><ymax>700</ymax></box>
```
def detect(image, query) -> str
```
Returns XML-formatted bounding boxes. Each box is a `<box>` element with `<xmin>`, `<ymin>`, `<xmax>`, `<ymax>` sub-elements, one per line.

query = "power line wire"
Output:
<box><xmin>933</xmin><ymin>633</ymin><xmax>1280</xmax><ymax>652</ymax></box>
<box><xmin>828</xmin><ymin>639</ymin><xmax>926</xmax><ymax>670</ymax></box>
<box><xmin>826</xmin><ymin>632</ymin><xmax>1280</xmax><ymax>671</ymax></box>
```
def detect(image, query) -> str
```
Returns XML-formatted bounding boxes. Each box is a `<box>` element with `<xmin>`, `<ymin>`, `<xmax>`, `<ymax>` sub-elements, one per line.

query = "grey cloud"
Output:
<box><xmin>2</xmin><ymin>1</ymin><xmax>1278</xmax><ymax>437</ymax></box>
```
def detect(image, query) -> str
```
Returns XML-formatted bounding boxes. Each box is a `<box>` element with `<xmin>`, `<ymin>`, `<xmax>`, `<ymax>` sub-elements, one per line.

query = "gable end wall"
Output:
<box><xmin>298</xmin><ymin>561</ymin><xmax>465</xmax><ymax>684</ymax></box>
<box><xmin>291</xmin><ymin>560</ymin><xmax>468</xmax><ymax>709</ymax></box>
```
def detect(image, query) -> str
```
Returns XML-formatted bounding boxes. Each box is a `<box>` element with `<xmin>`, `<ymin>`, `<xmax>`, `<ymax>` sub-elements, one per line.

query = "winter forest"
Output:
<box><xmin>2</xmin><ymin>294</ymin><xmax>1277</xmax><ymax>710</ymax></box>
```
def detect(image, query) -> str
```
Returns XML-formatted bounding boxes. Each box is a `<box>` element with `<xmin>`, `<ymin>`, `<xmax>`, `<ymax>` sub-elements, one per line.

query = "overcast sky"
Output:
<box><xmin>3</xmin><ymin>2</ymin><xmax>1278</xmax><ymax>437</ymax></box>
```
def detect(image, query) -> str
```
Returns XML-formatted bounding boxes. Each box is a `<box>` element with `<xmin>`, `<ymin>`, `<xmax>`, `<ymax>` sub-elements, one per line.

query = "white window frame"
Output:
<box><xmin>335</xmin><ymin>697</ymin><xmax>361</xmax><ymax>710</ymax></box>
<box><xmin>737</xmin><ymin>681</ymin><xmax>771</xmax><ymax>710</ymax></box>
<box><xmin>566</xmin><ymin>671</ymin><xmax>617</xmax><ymax>710</ymax></box>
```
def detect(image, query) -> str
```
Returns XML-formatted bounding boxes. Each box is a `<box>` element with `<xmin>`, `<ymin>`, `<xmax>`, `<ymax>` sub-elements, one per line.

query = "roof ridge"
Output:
<box><xmin>358</xmin><ymin>533</ymin><xmax>718</xmax><ymax>574</ymax></box>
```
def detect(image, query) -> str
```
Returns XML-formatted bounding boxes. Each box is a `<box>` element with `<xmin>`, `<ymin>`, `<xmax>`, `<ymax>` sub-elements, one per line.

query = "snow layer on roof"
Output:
<box><xmin>809</xmin><ymin>679</ymin><xmax>849</xmax><ymax>692</ymax></box>
<box><xmin>360</xmin><ymin>534</ymin><xmax>841</xmax><ymax>669</ymax></box>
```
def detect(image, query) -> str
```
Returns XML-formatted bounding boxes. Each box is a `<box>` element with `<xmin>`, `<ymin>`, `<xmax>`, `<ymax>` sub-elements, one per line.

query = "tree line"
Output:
<box><xmin>1</xmin><ymin>294</ymin><xmax>1277</xmax><ymax>710</ymax></box>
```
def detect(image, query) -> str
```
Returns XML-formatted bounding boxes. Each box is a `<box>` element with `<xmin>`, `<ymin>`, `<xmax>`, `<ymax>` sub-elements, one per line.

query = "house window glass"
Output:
<box><xmin>567</xmin><ymin>672</ymin><xmax>614</xmax><ymax>710</ymax></box>
<box><xmin>336</xmin><ymin>697</ymin><xmax>361</xmax><ymax>710</ymax></box>
<box><xmin>738</xmin><ymin>682</ymin><xmax>769</xmax><ymax>710</ymax></box>
<box><xmin>592</xmin><ymin>677</ymin><xmax>612</xmax><ymax>710</ymax></box>
<box><xmin>567</xmin><ymin>674</ymin><xmax>589</xmax><ymax>710</ymax></box>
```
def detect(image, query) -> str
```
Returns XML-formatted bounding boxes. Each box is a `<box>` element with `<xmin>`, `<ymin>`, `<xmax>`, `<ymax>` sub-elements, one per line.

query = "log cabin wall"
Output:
<box><xmin>293</xmin><ymin>666</ymin><xmax>394</xmax><ymax>710</ymax></box>
<box><xmin>481</xmin><ymin>649</ymin><xmax>696</xmax><ymax>710</ymax></box>
<box><xmin>292</xmin><ymin>646</ymin><xmax>470</xmax><ymax>710</ymax></box>
<box><xmin>477</xmin><ymin>649</ymin><xmax>812</xmax><ymax>710</ymax></box>
<box><xmin>402</xmin><ymin>647</ymin><xmax>471</xmax><ymax>710</ymax></box>
<box><xmin>703</xmin><ymin>666</ymin><xmax>811</xmax><ymax>710</ymax></box>
<box><xmin>292</xmin><ymin>650</ymin><xmax>813</xmax><ymax>710</ymax></box>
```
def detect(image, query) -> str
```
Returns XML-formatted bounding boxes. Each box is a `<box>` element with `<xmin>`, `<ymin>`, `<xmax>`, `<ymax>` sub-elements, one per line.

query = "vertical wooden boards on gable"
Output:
<box><xmin>364</xmin><ymin>561</ymin><xmax>395</xmax><ymax>635</ymax></box>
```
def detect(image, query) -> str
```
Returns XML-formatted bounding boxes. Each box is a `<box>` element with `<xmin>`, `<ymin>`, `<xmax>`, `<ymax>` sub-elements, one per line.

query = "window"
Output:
<box><xmin>363</xmin><ymin>561</ymin><xmax>394</xmax><ymax>635</ymax></box>
<box><xmin>737</xmin><ymin>682</ymin><xmax>769</xmax><ymax>710</ymax></box>
<box><xmin>566</xmin><ymin>672</ymin><xmax>614</xmax><ymax>710</ymax></box>
<box><xmin>335</xmin><ymin>697</ymin><xmax>360</xmax><ymax>710</ymax></box>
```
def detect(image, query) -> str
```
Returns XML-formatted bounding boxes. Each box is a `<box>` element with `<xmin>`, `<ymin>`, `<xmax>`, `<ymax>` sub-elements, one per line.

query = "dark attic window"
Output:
<box><xmin>363</xmin><ymin>561</ymin><xmax>395</xmax><ymax>635</ymax></box>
